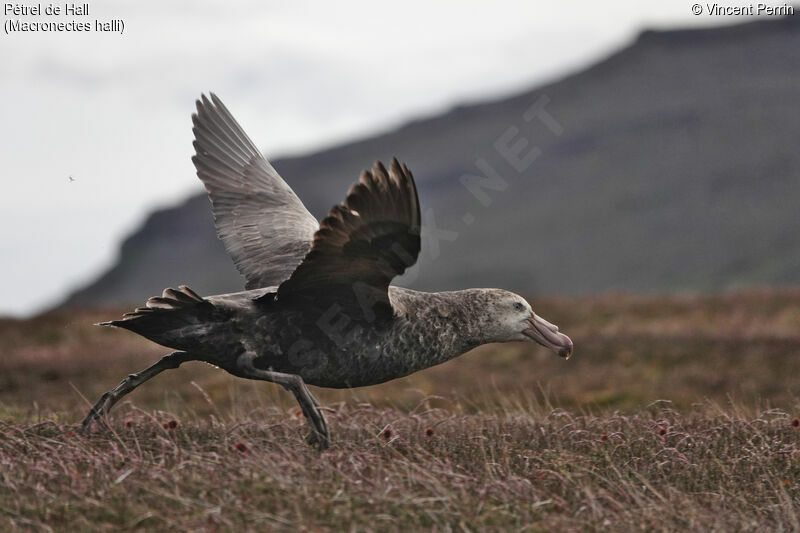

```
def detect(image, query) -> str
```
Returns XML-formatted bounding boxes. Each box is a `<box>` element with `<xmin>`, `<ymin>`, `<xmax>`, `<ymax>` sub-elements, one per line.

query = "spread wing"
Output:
<box><xmin>277</xmin><ymin>159</ymin><xmax>421</xmax><ymax>323</ymax></box>
<box><xmin>192</xmin><ymin>93</ymin><xmax>319</xmax><ymax>289</ymax></box>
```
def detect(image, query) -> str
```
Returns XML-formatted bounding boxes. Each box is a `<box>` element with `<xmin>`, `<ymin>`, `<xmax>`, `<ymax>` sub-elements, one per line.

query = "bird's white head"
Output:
<box><xmin>480</xmin><ymin>289</ymin><xmax>573</xmax><ymax>359</ymax></box>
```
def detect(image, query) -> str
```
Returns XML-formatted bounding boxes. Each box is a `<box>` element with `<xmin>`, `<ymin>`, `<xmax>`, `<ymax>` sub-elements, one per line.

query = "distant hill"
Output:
<box><xmin>64</xmin><ymin>15</ymin><xmax>800</xmax><ymax>308</ymax></box>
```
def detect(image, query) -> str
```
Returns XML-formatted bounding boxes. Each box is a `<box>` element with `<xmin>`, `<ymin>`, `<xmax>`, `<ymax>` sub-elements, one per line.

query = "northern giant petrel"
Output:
<box><xmin>81</xmin><ymin>94</ymin><xmax>573</xmax><ymax>449</ymax></box>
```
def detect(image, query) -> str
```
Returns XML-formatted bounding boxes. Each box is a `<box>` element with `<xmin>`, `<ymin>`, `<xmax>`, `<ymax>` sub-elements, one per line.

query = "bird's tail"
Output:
<box><xmin>99</xmin><ymin>285</ymin><xmax>218</xmax><ymax>352</ymax></box>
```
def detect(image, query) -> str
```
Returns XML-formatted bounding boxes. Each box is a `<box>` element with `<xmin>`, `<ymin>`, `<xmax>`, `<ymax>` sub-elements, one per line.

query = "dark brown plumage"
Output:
<box><xmin>81</xmin><ymin>93</ymin><xmax>573</xmax><ymax>449</ymax></box>
<box><xmin>276</xmin><ymin>159</ymin><xmax>420</xmax><ymax>322</ymax></box>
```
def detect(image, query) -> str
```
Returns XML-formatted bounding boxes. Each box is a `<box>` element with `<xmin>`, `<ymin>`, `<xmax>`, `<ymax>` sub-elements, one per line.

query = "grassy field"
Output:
<box><xmin>1</xmin><ymin>290</ymin><xmax>799</xmax><ymax>530</ymax></box>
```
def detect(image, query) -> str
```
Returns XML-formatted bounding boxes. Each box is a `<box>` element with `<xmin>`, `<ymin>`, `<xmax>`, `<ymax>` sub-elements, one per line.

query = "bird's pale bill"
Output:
<box><xmin>523</xmin><ymin>313</ymin><xmax>573</xmax><ymax>359</ymax></box>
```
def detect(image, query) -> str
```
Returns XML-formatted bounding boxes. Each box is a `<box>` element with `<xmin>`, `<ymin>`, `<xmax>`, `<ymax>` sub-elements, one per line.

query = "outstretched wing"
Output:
<box><xmin>192</xmin><ymin>93</ymin><xmax>319</xmax><ymax>289</ymax></box>
<box><xmin>277</xmin><ymin>158</ymin><xmax>421</xmax><ymax>323</ymax></box>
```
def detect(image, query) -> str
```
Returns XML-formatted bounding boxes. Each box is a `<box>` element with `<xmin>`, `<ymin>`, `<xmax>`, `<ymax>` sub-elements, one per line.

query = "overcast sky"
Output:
<box><xmin>0</xmin><ymin>0</ymin><xmax>779</xmax><ymax>316</ymax></box>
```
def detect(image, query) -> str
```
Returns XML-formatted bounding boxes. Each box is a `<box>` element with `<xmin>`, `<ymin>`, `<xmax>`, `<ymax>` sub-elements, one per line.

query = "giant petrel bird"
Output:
<box><xmin>81</xmin><ymin>94</ymin><xmax>573</xmax><ymax>448</ymax></box>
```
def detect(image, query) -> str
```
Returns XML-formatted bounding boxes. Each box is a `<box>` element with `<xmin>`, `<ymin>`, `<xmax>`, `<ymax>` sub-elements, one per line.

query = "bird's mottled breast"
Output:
<box><xmin>238</xmin><ymin>288</ymin><xmax>471</xmax><ymax>388</ymax></box>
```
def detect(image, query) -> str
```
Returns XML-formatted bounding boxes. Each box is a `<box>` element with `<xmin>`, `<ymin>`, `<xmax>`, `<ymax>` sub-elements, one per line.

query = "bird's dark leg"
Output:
<box><xmin>80</xmin><ymin>351</ymin><xmax>194</xmax><ymax>433</ymax></box>
<box><xmin>245</xmin><ymin>367</ymin><xmax>329</xmax><ymax>450</ymax></box>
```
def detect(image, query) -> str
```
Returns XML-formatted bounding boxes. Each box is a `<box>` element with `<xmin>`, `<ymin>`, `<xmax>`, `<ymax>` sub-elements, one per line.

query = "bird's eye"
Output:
<box><xmin>513</xmin><ymin>302</ymin><xmax>525</xmax><ymax>312</ymax></box>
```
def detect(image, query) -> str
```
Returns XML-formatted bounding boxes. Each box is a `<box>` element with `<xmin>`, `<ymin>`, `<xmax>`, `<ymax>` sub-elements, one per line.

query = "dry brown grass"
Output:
<box><xmin>1</xmin><ymin>289</ymin><xmax>799</xmax><ymax>530</ymax></box>
<box><xmin>2</xmin><ymin>402</ymin><xmax>799</xmax><ymax>531</ymax></box>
